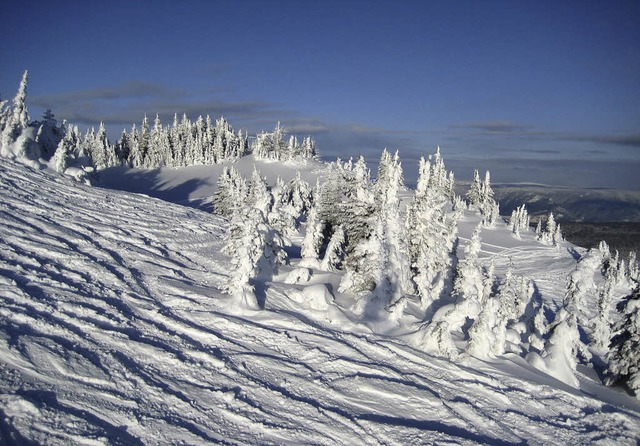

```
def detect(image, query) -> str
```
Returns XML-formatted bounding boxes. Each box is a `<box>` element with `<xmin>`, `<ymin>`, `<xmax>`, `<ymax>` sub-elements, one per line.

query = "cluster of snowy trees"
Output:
<box><xmin>214</xmin><ymin>146</ymin><xmax>640</xmax><ymax>398</ymax></box>
<box><xmin>467</xmin><ymin>169</ymin><xmax>500</xmax><ymax>226</ymax></box>
<box><xmin>50</xmin><ymin>114</ymin><xmax>249</xmax><ymax>176</ymax></box>
<box><xmin>535</xmin><ymin>212</ymin><xmax>563</xmax><ymax>246</ymax></box>
<box><xmin>217</xmin><ymin>167</ymin><xmax>313</xmax><ymax>308</ymax></box>
<box><xmin>252</xmin><ymin>122</ymin><xmax>316</xmax><ymax>161</ymax></box>
<box><xmin>1</xmin><ymin>71</ymin><xmax>316</xmax><ymax>179</ymax></box>
<box><xmin>115</xmin><ymin>114</ymin><xmax>248</xmax><ymax>169</ymax></box>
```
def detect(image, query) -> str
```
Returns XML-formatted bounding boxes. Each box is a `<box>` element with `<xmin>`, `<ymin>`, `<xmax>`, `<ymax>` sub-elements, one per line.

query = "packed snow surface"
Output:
<box><xmin>1</xmin><ymin>157</ymin><xmax>639</xmax><ymax>445</ymax></box>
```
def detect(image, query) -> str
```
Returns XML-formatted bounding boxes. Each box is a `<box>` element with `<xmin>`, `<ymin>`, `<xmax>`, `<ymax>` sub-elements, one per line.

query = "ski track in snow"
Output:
<box><xmin>1</xmin><ymin>158</ymin><xmax>639</xmax><ymax>445</ymax></box>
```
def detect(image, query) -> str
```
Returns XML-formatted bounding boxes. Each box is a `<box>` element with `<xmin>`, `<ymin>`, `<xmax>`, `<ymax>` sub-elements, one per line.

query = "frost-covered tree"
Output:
<box><xmin>321</xmin><ymin>225</ymin><xmax>345</xmax><ymax>271</ymax></box>
<box><xmin>605</xmin><ymin>282</ymin><xmax>640</xmax><ymax>399</ymax></box>
<box><xmin>467</xmin><ymin>169</ymin><xmax>498</xmax><ymax>227</ymax></box>
<box><xmin>282</xmin><ymin>171</ymin><xmax>312</xmax><ymax>226</ymax></box>
<box><xmin>88</xmin><ymin>122</ymin><xmax>116</xmax><ymax>170</ymax></box>
<box><xmin>300</xmin><ymin>206</ymin><xmax>325</xmax><ymax>265</ymax></box>
<box><xmin>429</xmin><ymin>147</ymin><xmax>453</xmax><ymax>197</ymax></box>
<box><xmin>319</xmin><ymin>157</ymin><xmax>375</xmax><ymax>255</ymax></box>
<box><xmin>212</xmin><ymin>166</ymin><xmax>248</xmax><ymax>217</ymax></box>
<box><xmin>538</xmin><ymin>212</ymin><xmax>562</xmax><ymax>246</ymax></box>
<box><xmin>252</xmin><ymin>122</ymin><xmax>314</xmax><ymax>161</ymax></box>
<box><xmin>417</xmin><ymin>320</ymin><xmax>459</xmax><ymax>360</ymax></box>
<box><xmin>50</xmin><ymin>125</ymin><xmax>82</xmax><ymax>174</ymax></box>
<box><xmin>32</xmin><ymin>109</ymin><xmax>65</xmax><ymax>159</ymax></box>
<box><xmin>448</xmin><ymin>224</ymin><xmax>485</xmax><ymax>330</ymax></box>
<box><xmin>374</xmin><ymin>149</ymin><xmax>412</xmax><ymax>303</ymax></box>
<box><xmin>537</xmin><ymin>251</ymin><xmax>601</xmax><ymax>387</ymax></box>
<box><xmin>540</xmin><ymin>308</ymin><xmax>591</xmax><ymax>388</ymax></box>
<box><xmin>509</xmin><ymin>204</ymin><xmax>530</xmax><ymax>238</ymax></box>
<box><xmin>466</xmin><ymin>293</ymin><xmax>502</xmax><ymax>358</ymax></box>
<box><xmin>248</xmin><ymin>167</ymin><xmax>272</xmax><ymax>217</ymax></box>
<box><xmin>223</xmin><ymin>208</ymin><xmax>286</xmax><ymax>309</ymax></box>
<box><xmin>406</xmin><ymin>153</ymin><xmax>457</xmax><ymax>311</ymax></box>
<box><xmin>591</xmin><ymin>242</ymin><xmax>621</xmax><ymax>350</ymax></box>
<box><xmin>301</xmin><ymin>135</ymin><xmax>317</xmax><ymax>159</ymax></box>
<box><xmin>564</xmin><ymin>248</ymin><xmax>603</xmax><ymax>326</ymax></box>
<box><xmin>268</xmin><ymin>177</ymin><xmax>295</xmax><ymax>244</ymax></box>
<box><xmin>1</xmin><ymin>70</ymin><xmax>40</xmax><ymax>161</ymax></box>
<box><xmin>466</xmin><ymin>169</ymin><xmax>482</xmax><ymax>206</ymax></box>
<box><xmin>340</xmin><ymin>214</ymin><xmax>388</xmax><ymax>300</ymax></box>
<box><xmin>340</xmin><ymin>150</ymin><xmax>412</xmax><ymax>318</ymax></box>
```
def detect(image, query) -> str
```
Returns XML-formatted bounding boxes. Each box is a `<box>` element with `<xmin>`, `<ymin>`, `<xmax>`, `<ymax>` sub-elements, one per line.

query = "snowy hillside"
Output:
<box><xmin>1</xmin><ymin>156</ymin><xmax>640</xmax><ymax>445</ymax></box>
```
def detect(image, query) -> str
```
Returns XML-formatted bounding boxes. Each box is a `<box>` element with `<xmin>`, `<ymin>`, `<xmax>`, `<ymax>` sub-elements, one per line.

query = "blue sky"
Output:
<box><xmin>1</xmin><ymin>0</ymin><xmax>639</xmax><ymax>189</ymax></box>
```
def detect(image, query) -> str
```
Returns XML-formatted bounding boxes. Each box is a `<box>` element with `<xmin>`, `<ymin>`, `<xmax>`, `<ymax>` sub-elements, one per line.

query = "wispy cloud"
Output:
<box><xmin>452</xmin><ymin>120</ymin><xmax>533</xmax><ymax>135</ymax></box>
<box><xmin>32</xmin><ymin>81</ymin><xmax>179</xmax><ymax>106</ymax></box>
<box><xmin>451</xmin><ymin>119</ymin><xmax>640</xmax><ymax>149</ymax></box>
<box><xmin>30</xmin><ymin>80</ymin><xmax>290</xmax><ymax>133</ymax></box>
<box><xmin>558</xmin><ymin>133</ymin><xmax>640</xmax><ymax>148</ymax></box>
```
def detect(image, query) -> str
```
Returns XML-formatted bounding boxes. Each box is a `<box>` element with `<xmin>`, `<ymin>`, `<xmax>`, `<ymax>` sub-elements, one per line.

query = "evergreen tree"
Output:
<box><xmin>300</xmin><ymin>206</ymin><xmax>325</xmax><ymax>264</ymax></box>
<box><xmin>1</xmin><ymin>70</ymin><xmax>39</xmax><ymax>160</ymax></box>
<box><xmin>321</xmin><ymin>225</ymin><xmax>345</xmax><ymax>271</ymax></box>
<box><xmin>466</xmin><ymin>169</ymin><xmax>482</xmax><ymax>206</ymax></box>
<box><xmin>301</xmin><ymin>136</ymin><xmax>316</xmax><ymax>159</ymax></box>
<box><xmin>406</xmin><ymin>152</ymin><xmax>457</xmax><ymax>311</ymax></box>
<box><xmin>538</xmin><ymin>212</ymin><xmax>562</xmax><ymax>246</ymax></box>
<box><xmin>605</xmin><ymin>282</ymin><xmax>640</xmax><ymax>399</ymax></box>
<box><xmin>538</xmin><ymin>251</ymin><xmax>601</xmax><ymax>387</ymax></box>
<box><xmin>32</xmin><ymin>109</ymin><xmax>65</xmax><ymax>159</ymax></box>
<box><xmin>248</xmin><ymin>167</ymin><xmax>272</xmax><ymax>217</ymax></box>
<box><xmin>212</xmin><ymin>166</ymin><xmax>248</xmax><ymax>217</ymax></box>
<box><xmin>541</xmin><ymin>308</ymin><xmax>590</xmax><ymax>388</ymax></box>
<box><xmin>223</xmin><ymin>208</ymin><xmax>285</xmax><ymax>309</ymax></box>
<box><xmin>509</xmin><ymin>204</ymin><xmax>530</xmax><ymax>238</ymax></box>
<box><xmin>341</xmin><ymin>215</ymin><xmax>391</xmax><ymax>317</ymax></box>
<box><xmin>448</xmin><ymin>224</ymin><xmax>485</xmax><ymax>330</ymax></box>
<box><xmin>591</xmin><ymin>243</ymin><xmax>621</xmax><ymax>350</ymax></box>
<box><xmin>51</xmin><ymin>130</ymin><xmax>73</xmax><ymax>173</ymax></box>
<box><xmin>268</xmin><ymin>177</ymin><xmax>295</xmax><ymax>244</ymax></box>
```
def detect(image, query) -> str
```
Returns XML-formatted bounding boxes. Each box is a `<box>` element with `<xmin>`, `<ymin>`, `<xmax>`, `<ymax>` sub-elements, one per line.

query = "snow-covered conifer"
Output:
<box><xmin>32</xmin><ymin>109</ymin><xmax>65</xmax><ymax>159</ymax></box>
<box><xmin>418</xmin><ymin>320</ymin><xmax>459</xmax><ymax>360</ymax></box>
<box><xmin>591</xmin><ymin>245</ymin><xmax>621</xmax><ymax>350</ymax></box>
<box><xmin>339</xmin><ymin>215</ymin><xmax>387</xmax><ymax>300</ymax></box>
<box><xmin>540</xmin><ymin>308</ymin><xmax>591</xmax><ymax>388</ymax></box>
<box><xmin>248</xmin><ymin>167</ymin><xmax>272</xmax><ymax>217</ymax></box>
<box><xmin>466</xmin><ymin>295</ymin><xmax>501</xmax><ymax>358</ymax></box>
<box><xmin>284</xmin><ymin>171</ymin><xmax>312</xmax><ymax>223</ymax></box>
<box><xmin>300</xmin><ymin>206</ymin><xmax>325</xmax><ymax>263</ymax></box>
<box><xmin>1</xmin><ymin>70</ymin><xmax>39</xmax><ymax>160</ymax></box>
<box><xmin>213</xmin><ymin>166</ymin><xmax>248</xmax><ymax>218</ymax></box>
<box><xmin>605</xmin><ymin>282</ymin><xmax>640</xmax><ymax>399</ymax></box>
<box><xmin>301</xmin><ymin>136</ymin><xmax>316</xmax><ymax>159</ymax></box>
<box><xmin>268</xmin><ymin>177</ymin><xmax>295</xmax><ymax>244</ymax></box>
<box><xmin>537</xmin><ymin>252</ymin><xmax>601</xmax><ymax>386</ymax></box>
<box><xmin>564</xmin><ymin>248</ymin><xmax>602</xmax><ymax>326</ymax></box>
<box><xmin>452</xmin><ymin>224</ymin><xmax>484</xmax><ymax>307</ymax></box>
<box><xmin>406</xmin><ymin>157</ymin><xmax>456</xmax><ymax>311</ymax></box>
<box><xmin>321</xmin><ymin>225</ymin><xmax>345</xmax><ymax>271</ymax></box>
<box><xmin>466</xmin><ymin>169</ymin><xmax>482</xmax><ymax>207</ymax></box>
<box><xmin>509</xmin><ymin>204</ymin><xmax>529</xmax><ymax>238</ymax></box>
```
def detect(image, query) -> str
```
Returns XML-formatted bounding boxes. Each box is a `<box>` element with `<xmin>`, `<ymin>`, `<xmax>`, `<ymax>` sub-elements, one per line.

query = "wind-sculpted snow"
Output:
<box><xmin>1</xmin><ymin>158</ymin><xmax>639</xmax><ymax>445</ymax></box>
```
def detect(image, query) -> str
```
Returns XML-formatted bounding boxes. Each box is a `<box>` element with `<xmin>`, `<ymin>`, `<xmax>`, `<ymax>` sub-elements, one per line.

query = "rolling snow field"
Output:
<box><xmin>1</xmin><ymin>156</ymin><xmax>640</xmax><ymax>445</ymax></box>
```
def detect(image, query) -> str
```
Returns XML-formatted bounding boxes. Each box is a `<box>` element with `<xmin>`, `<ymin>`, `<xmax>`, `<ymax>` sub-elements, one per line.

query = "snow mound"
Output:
<box><xmin>286</xmin><ymin>283</ymin><xmax>334</xmax><ymax>310</ymax></box>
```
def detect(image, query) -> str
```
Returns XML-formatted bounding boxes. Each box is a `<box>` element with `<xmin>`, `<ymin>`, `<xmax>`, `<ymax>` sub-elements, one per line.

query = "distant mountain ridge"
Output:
<box><xmin>456</xmin><ymin>183</ymin><xmax>640</xmax><ymax>223</ymax></box>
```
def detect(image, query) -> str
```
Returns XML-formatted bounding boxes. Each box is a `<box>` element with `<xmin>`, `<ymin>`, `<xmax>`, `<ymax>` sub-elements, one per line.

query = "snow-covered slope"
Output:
<box><xmin>1</xmin><ymin>157</ymin><xmax>639</xmax><ymax>445</ymax></box>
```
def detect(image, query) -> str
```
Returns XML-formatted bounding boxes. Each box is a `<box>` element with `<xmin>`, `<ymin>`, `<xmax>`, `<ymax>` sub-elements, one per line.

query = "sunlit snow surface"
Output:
<box><xmin>1</xmin><ymin>158</ymin><xmax>639</xmax><ymax>445</ymax></box>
